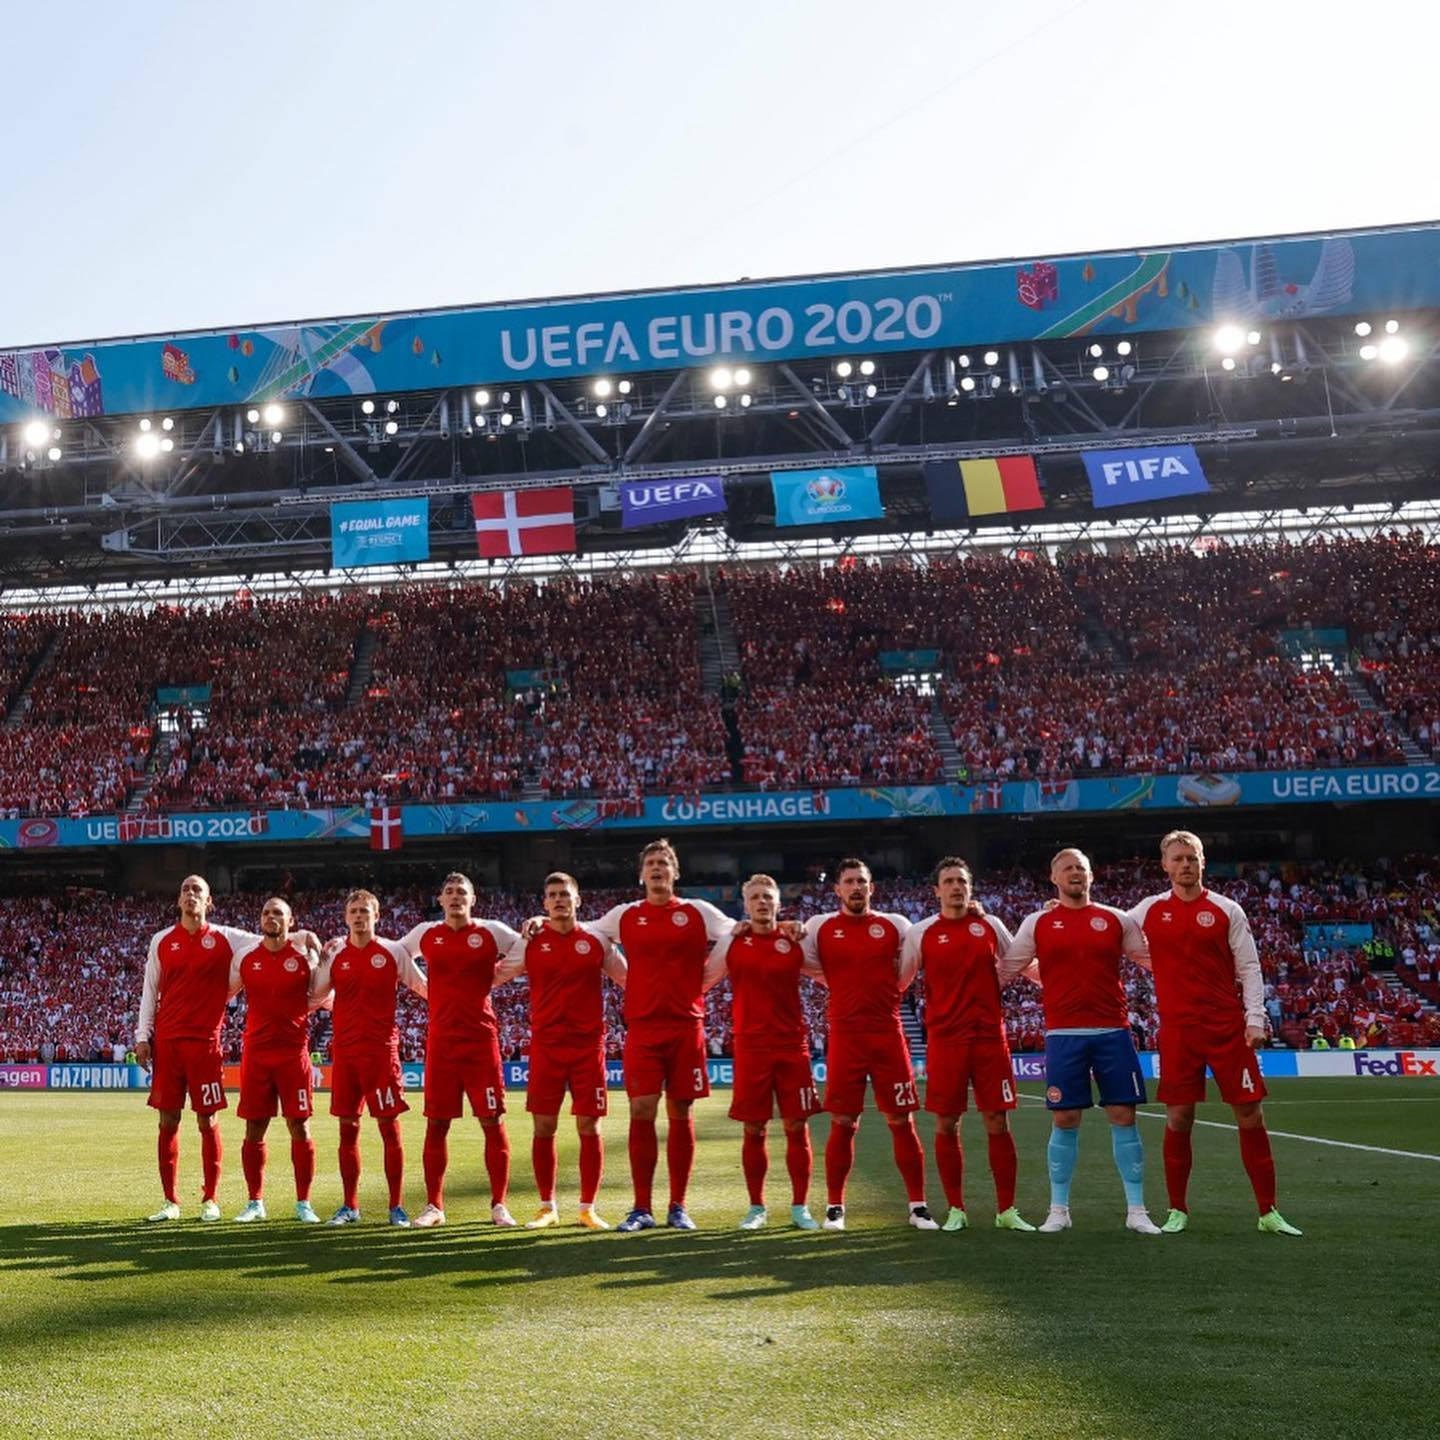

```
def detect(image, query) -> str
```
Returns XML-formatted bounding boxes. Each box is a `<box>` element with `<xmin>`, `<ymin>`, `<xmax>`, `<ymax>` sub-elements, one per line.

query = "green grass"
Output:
<box><xmin>1</xmin><ymin>1079</ymin><xmax>1436</xmax><ymax>1439</ymax></box>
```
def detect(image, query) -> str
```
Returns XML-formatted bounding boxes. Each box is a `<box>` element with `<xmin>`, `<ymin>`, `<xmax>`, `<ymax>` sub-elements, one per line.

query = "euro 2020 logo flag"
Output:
<box><xmin>772</xmin><ymin>464</ymin><xmax>884</xmax><ymax>527</ymax></box>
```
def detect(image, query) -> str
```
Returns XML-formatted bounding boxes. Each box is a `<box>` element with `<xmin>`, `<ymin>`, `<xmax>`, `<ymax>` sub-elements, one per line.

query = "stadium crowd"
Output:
<box><xmin>2</xmin><ymin>857</ymin><xmax>1435</xmax><ymax>1066</ymax></box>
<box><xmin>1</xmin><ymin>533</ymin><xmax>1438</xmax><ymax>817</ymax></box>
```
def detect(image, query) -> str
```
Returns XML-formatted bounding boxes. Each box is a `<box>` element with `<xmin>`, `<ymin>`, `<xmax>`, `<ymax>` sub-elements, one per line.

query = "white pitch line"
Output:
<box><xmin>1132</xmin><ymin>1107</ymin><xmax>1440</xmax><ymax>1163</ymax></box>
<box><xmin>1016</xmin><ymin>1094</ymin><xmax>1440</xmax><ymax>1162</ymax></box>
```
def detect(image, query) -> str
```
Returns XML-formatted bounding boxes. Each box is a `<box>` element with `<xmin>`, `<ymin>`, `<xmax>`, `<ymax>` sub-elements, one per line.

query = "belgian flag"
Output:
<box><xmin>923</xmin><ymin>455</ymin><xmax>1045</xmax><ymax>522</ymax></box>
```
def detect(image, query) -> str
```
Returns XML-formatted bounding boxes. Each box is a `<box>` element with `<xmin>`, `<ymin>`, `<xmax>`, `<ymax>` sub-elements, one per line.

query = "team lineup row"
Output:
<box><xmin>133</xmin><ymin>833</ymin><xmax>1302</xmax><ymax>1237</ymax></box>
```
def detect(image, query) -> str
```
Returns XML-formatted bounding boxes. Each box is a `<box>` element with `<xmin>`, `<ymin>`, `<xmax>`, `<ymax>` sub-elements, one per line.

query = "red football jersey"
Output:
<box><xmin>1002</xmin><ymin>904</ymin><xmax>1146</xmax><ymax>1030</ymax></box>
<box><xmin>801</xmin><ymin>910</ymin><xmax>911</xmax><ymax>1036</ymax></box>
<box><xmin>901</xmin><ymin>913</ymin><xmax>1014</xmax><ymax>1042</ymax></box>
<box><xmin>236</xmin><ymin>941</ymin><xmax>312</xmax><ymax>1053</ymax></box>
<box><xmin>723</xmin><ymin>929</ymin><xmax>808</xmax><ymax>1048</ymax></box>
<box><xmin>517</xmin><ymin>925</ymin><xmax>610</xmax><ymax>1046</ymax></box>
<box><xmin>593</xmin><ymin>898</ymin><xmax>732</xmax><ymax>1029</ymax></box>
<box><xmin>325</xmin><ymin>939</ymin><xmax>410</xmax><ymax>1055</ymax></box>
<box><xmin>400</xmin><ymin>919</ymin><xmax>518</xmax><ymax>1056</ymax></box>
<box><xmin>139</xmin><ymin>922</ymin><xmax>254</xmax><ymax>1045</ymax></box>
<box><xmin>1130</xmin><ymin>889</ymin><xmax>1264</xmax><ymax>1031</ymax></box>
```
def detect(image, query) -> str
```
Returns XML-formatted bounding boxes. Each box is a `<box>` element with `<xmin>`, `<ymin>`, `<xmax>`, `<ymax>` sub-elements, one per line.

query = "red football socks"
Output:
<box><xmin>1239</xmin><ymin>1125</ymin><xmax>1277</xmax><ymax>1214</ymax></box>
<box><xmin>376</xmin><ymin>1118</ymin><xmax>404</xmax><ymax>1209</ymax></box>
<box><xmin>200</xmin><ymin>1125</ymin><xmax>223</xmax><ymax>1203</ymax></box>
<box><xmin>629</xmin><ymin>1118</ymin><xmax>658</xmax><ymax>1212</ymax></box>
<box><xmin>933</xmin><ymin>1130</ymin><xmax>965</xmax><ymax>1210</ymax></box>
<box><xmin>825</xmin><ymin>1120</ymin><xmax>858</xmax><ymax>1206</ymax></box>
<box><xmin>889</xmin><ymin>1118</ymin><xmax>927</xmax><ymax>1204</ymax></box>
<box><xmin>532</xmin><ymin>1135</ymin><xmax>558</xmax><ymax>1205</ymax></box>
<box><xmin>741</xmin><ymin>1130</ymin><xmax>769</xmax><ymax>1206</ymax></box>
<box><xmin>785</xmin><ymin>1127</ymin><xmax>812</xmax><ymax>1206</ymax></box>
<box><xmin>666</xmin><ymin>1112</ymin><xmax>696</xmax><ymax>1209</ymax></box>
<box><xmin>578</xmin><ymin>1132</ymin><xmax>603</xmax><ymax>1208</ymax></box>
<box><xmin>241</xmin><ymin>1138</ymin><xmax>266</xmax><ymax>1202</ymax></box>
<box><xmin>1164</xmin><ymin>1126</ymin><xmax>1193</xmax><ymax>1212</ymax></box>
<box><xmin>987</xmin><ymin>1131</ymin><xmax>1018</xmax><ymax>1213</ymax></box>
<box><xmin>157</xmin><ymin>1124</ymin><xmax>180</xmax><ymax>1204</ymax></box>
<box><xmin>484</xmin><ymin>1123</ymin><xmax>511</xmax><ymax>1206</ymax></box>
<box><xmin>291</xmin><ymin>1137</ymin><xmax>315</xmax><ymax>1203</ymax></box>
<box><xmin>338</xmin><ymin>1126</ymin><xmax>362</xmax><ymax>1210</ymax></box>
<box><xmin>423</xmin><ymin>1127</ymin><xmax>449</xmax><ymax>1209</ymax></box>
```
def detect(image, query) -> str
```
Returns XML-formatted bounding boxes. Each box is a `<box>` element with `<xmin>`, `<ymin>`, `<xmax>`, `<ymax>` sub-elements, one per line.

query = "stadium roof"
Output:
<box><xmin>1</xmin><ymin>221</ymin><xmax>1438</xmax><ymax>588</ymax></box>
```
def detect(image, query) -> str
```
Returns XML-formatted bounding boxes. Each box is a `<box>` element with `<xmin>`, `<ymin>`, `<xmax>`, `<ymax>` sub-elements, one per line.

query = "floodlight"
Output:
<box><xmin>1116</xmin><ymin>340</ymin><xmax>1133</xmax><ymax>357</ymax></box>
<box><xmin>47</xmin><ymin>446</ymin><xmax>61</xmax><ymax>462</ymax></box>
<box><xmin>1220</xmin><ymin>356</ymin><xmax>1237</xmax><ymax>371</ymax></box>
<box><xmin>733</xmin><ymin>368</ymin><xmax>751</xmax><ymax>386</ymax></box>
<box><xmin>361</xmin><ymin>399</ymin><xmax>376</xmax><ymax>415</ymax></box>
<box><xmin>983</xmin><ymin>350</ymin><xmax>999</xmax><ymax>366</ymax></box>
<box><xmin>135</xmin><ymin>432</ymin><xmax>161</xmax><ymax>459</ymax></box>
<box><xmin>138</xmin><ymin>417</ymin><xmax>153</xmax><ymax>432</ymax></box>
<box><xmin>161</xmin><ymin>416</ymin><xmax>174</xmax><ymax>431</ymax></box>
<box><xmin>714</xmin><ymin>394</ymin><xmax>727</xmax><ymax>409</ymax></box>
<box><xmin>859</xmin><ymin>360</ymin><xmax>875</xmax><ymax>376</ymax></box>
<box><xmin>262</xmin><ymin>403</ymin><xmax>284</xmax><ymax>425</ymax></box>
<box><xmin>1092</xmin><ymin>365</ymin><xmax>1109</xmax><ymax>381</ymax></box>
<box><xmin>1385</xmin><ymin>319</ymin><xmax>1400</xmax><ymax>334</ymax></box>
<box><xmin>22</xmin><ymin>420</ymin><xmax>49</xmax><ymax>448</ymax></box>
<box><xmin>1213</xmin><ymin>325</ymin><xmax>1245</xmax><ymax>354</ymax></box>
<box><xmin>595</xmin><ymin>378</ymin><xmax>614</xmax><ymax>397</ymax></box>
<box><xmin>1378</xmin><ymin>335</ymin><xmax>1409</xmax><ymax>363</ymax></box>
<box><xmin>1354</xmin><ymin>321</ymin><xmax>1372</xmax><ymax>337</ymax></box>
<box><xmin>960</xmin><ymin>376</ymin><xmax>976</xmax><ymax>392</ymax></box>
<box><xmin>835</xmin><ymin>361</ymin><xmax>853</xmax><ymax>377</ymax></box>
<box><xmin>1088</xmin><ymin>343</ymin><xmax>1103</xmax><ymax>359</ymax></box>
<box><xmin>473</xmin><ymin>389</ymin><xmax>490</xmax><ymax>406</ymax></box>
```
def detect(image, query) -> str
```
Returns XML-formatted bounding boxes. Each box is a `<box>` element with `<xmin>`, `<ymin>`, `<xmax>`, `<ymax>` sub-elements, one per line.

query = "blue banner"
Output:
<box><xmin>620</xmin><ymin>476</ymin><xmax>727</xmax><ymax>529</ymax></box>
<box><xmin>330</xmin><ymin>498</ymin><xmax>430</xmax><ymax>569</ymax></box>
<box><xmin>1082</xmin><ymin>444</ymin><xmax>1210</xmax><ymax>509</ymax></box>
<box><xmin>772</xmin><ymin>465</ymin><xmax>884</xmax><ymax>528</ymax></box>
<box><xmin>1304</xmin><ymin>922</ymin><xmax>1374</xmax><ymax>952</ymax></box>
<box><xmin>879</xmin><ymin>649</ymin><xmax>941</xmax><ymax>672</ymax></box>
<box><xmin>3</xmin><ymin>227</ymin><xmax>1438</xmax><ymax>423</ymax></box>
<box><xmin>155</xmin><ymin>685</ymin><xmax>211</xmax><ymax>707</ymax></box>
<box><xmin>2</xmin><ymin>765</ymin><xmax>1438</xmax><ymax>851</ymax></box>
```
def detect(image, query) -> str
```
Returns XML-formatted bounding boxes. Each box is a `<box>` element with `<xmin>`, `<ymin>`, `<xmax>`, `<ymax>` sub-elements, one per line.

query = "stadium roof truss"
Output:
<box><xmin>3</xmin><ymin>233</ymin><xmax>1440</xmax><ymax>590</ymax></box>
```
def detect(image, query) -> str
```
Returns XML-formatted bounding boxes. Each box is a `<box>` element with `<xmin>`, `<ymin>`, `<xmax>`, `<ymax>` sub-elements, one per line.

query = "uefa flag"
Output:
<box><xmin>923</xmin><ymin>456</ymin><xmax>1045</xmax><ymax>521</ymax></box>
<box><xmin>471</xmin><ymin>487</ymin><xmax>576</xmax><ymax>558</ymax></box>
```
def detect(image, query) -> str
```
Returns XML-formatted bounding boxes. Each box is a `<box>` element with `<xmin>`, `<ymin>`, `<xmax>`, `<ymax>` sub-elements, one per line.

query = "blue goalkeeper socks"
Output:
<box><xmin>1047</xmin><ymin>1126</ymin><xmax>1079</xmax><ymax>1207</ymax></box>
<box><xmin>1110</xmin><ymin>1123</ymin><xmax>1146</xmax><ymax>1206</ymax></box>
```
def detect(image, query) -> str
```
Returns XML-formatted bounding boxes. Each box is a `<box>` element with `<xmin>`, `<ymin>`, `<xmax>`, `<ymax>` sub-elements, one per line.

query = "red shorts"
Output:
<box><xmin>729</xmin><ymin>1044</ymin><xmax>820</xmax><ymax>1124</ymax></box>
<box><xmin>238</xmin><ymin>1048</ymin><xmax>314</xmax><ymax>1121</ymax></box>
<box><xmin>330</xmin><ymin>1047</ymin><xmax>408</xmax><ymax>1120</ymax></box>
<box><xmin>924</xmin><ymin>1036</ymin><xmax>1018</xmax><ymax>1115</ymax></box>
<box><xmin>424</xmin><ymin>1038</ymin><xmax>505</xmax><ymax>1119</ymax></box>
<box><xmin>148</xmin><ymin>1037</ymin><xmax>227</xmax><ymax>1115</ymax></box>
<box><xmin>824</xmin><ymin>1028</ymin><xmax>918</xmax><ymax>1116</ymax></box>
<box><xmin>1157</xmin><ymin>1026</ymin><xmax>1268</xmax><ymax>1106</ymax></box>
<box><xmin>624</xmin><ymin>1024</ymin><xmax>710</xmax><ymax>1100</ymax></box>
<box><xmin>527</xmin><ymin>1039</ymin><xmax>608</xmax><ymax>1117</ymax></box>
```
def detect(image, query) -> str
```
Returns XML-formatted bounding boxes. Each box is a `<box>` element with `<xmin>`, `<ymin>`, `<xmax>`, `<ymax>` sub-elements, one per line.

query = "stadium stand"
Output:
<box><xmin>2</xmin><ymin>860</ymin><xmax>1435</xmax><ymax>1066</ymax></box>
<box><xmin>1</xmin><ymin>534</ymin><xmax>1439</xmax><ymax>816</ymax></box>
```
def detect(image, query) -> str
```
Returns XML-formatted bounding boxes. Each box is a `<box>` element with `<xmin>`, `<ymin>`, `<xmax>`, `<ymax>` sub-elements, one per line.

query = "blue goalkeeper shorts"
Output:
<box><xmin>1043</xmin><ymin>1030</ymin><xmax>1146</xmax><ymax>1109</ymax></box>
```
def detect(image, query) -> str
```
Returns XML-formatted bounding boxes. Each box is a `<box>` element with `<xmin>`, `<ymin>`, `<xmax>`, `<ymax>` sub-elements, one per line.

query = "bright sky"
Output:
<box><xmin>5</xmin><ymin>0</ymin><xmax>1436</xmax><ymax>348</ymax></box>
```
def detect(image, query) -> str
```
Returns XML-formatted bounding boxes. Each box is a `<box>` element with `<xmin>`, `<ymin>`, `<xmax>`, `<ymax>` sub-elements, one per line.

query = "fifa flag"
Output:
<box><xmin>370</xmin><ymin>806</ymin><xmax>403</xmax><ymax>852</ymax></box>
<box><xmin>923</xmin><ymin>456</ymin><xmax>1045</xmax><ymax>522</ymax></box>
<box><xmin>1081</xmin><ymin>444</ymin><xmax>1210</xmax><ymax>509</ymax></box>
<box><xmin>472</xmin><ymin>487</ymin><xmax>576</xmax><ymax>558</ymax></box>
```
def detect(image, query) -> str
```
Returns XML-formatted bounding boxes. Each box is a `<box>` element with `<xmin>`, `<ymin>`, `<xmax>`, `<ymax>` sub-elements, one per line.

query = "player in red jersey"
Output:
<box><xmin>1128</xmin><ymin>830</ymin><xmax>1302</xmax><ymax>1237</ymax></box>
<box><xmin>999</xmin><ymin>848</ymin><xmax>1161</xmax><ymax>1235</ymax></box>
<box><xmin>394</xmin><ymin>872</ymin><xmax>521</xmax><ymax>1229</ymax></box>
<box><xmin>802</xmin><ymin>858</ymin><xmax>938</xmax><ymax>1232</ymax></box>
<box><xmin>900</xmin><ymin>856</ymin><xmax>1036</xmax><ymax>1234</ymax></box>
<box><xmin>589</xmin><ymin>839</ymin><xmax>737</xmax><ymax>1232</ymax></box>
<box><xmin>312</xmin><ymin>889</ymin><xmax>428</xmax><ymax>1227</ymax></box>
<box><xmin>136</xmin><ymin>874</ymin><xmax>314</xmax><ymax>1223</ymax></box>
<box><xmin>495</xmin><ymin>872</ymin><xmax>627</xmax><ymax>1230</ymax></box>
<box><xmin>227</xmin><ymin>897</ymin><xmax>325</xmax><ymax>1224</ymax></box>
<box><xmin>703</xmin><ymin>874</ymin><xmax>822</xmax><ymax>1232</ymax></box>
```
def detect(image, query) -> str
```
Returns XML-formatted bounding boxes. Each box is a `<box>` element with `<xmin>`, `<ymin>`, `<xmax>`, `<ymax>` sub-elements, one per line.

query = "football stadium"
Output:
<box><xmin>3</xmin><ymin>65</ymin><xmax>1440</xmax><ymax>1437</ymax></box>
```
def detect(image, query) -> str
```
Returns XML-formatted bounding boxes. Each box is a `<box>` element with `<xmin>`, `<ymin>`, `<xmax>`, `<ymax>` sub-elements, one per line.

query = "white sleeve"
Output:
<box><xmin>880</xmin><ymin>912</ymin><xmax>913</xmax><ymax>944</ymax></box>
<box><xmin>899</xmin><ymin>917</ymin><xmax>932</xmax><ymax>988</ymax></box>
<box><xmin>986</xmin><ymin>915</ymin><xmax>1016</xmax><ymax>953</ymax></box>
<box><xmin>383</xmin><ymin>938</ymin><xmax>428</xmax><ymax>998</ymax></box>
<box><xmin>690</xmin><ymin>898</ymin><xmax>736</xmax><ymax>944</ymax></box>
<box><xmin>800</xmin><ymin>913</ymin><xmax>826</xmax><ymax>970</ymax></box>
<box><xmin>590</xmin><ymin>904</ymin><xmax>628</xmax><ymax>945</ymax></box>
<box><xmin>1116</xmin><ymin>908</ymin><xmax>1151</xmax><ymax>967</ymax></box>
<box><xmin>135</xmin><ymin>932</ymin><xmax>163</xmax><ymax>1043</ymax></box>
<box><xmin>396</xmin><ymin>923</ymin><xmax>430</xmax><ymax>959</ymax></box>
<box><xmin>1224</xmin><ymin>898</ymin><xmax>1266</xmax><ymax>1028</ymax></box>
<box><xmin>997</xmin><ymin>912</ymin><xmax>1040</xmax><ymax>982</ymax></box>
<box><xmin>214</xmin><ymin>923</ymin><xmax>260</xmax><ymax>952</ymax></box>
<box><xmin>485</xmin><ymin>919</ymin><xmax>522</xmax><ymax>954</ymax></box>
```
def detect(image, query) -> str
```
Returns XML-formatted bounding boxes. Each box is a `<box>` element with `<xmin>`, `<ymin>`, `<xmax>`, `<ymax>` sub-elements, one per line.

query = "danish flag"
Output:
<box><xmin>471</xmin><ymin>487</ymin><xmax>576</xmax><ymax>558</ymax></box>
<box><xmin>370</xmin><ymin>806</ymin><xmax>403</xmax><ymax>852</ymax></box>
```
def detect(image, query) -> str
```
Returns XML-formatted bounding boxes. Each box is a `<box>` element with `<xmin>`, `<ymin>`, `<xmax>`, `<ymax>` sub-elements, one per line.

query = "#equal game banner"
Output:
<box><xmin>330</xmin><ymin>498</ymin><xmax>430</xmax><ymax>569</ymax></box>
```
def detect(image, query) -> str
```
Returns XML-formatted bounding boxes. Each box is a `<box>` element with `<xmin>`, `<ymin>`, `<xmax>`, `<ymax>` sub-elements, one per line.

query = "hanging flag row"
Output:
<box><xmin>327</xmin><ymin>445</ymin><xmax>1215</xmax><ymax>567</ymax></box>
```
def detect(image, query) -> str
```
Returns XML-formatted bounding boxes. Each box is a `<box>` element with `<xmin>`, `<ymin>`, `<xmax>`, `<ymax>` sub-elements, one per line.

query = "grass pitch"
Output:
<box><xmin>0</xmin><ymin>1078</ymin><xmax>1436</xmax><ymax>1440</ymax></box>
